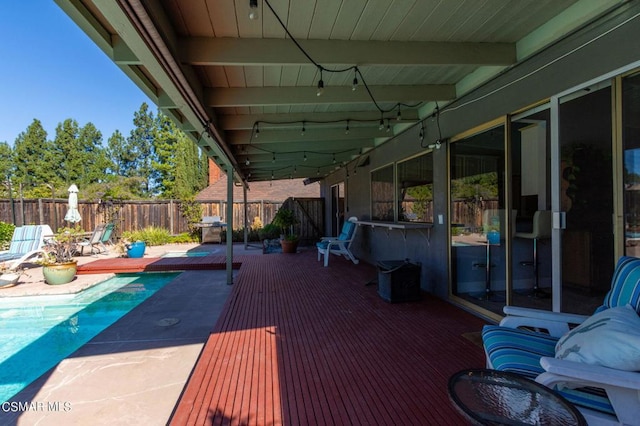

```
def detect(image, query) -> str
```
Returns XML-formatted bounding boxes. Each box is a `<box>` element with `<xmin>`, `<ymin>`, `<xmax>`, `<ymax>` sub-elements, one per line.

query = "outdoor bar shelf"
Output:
<box><xmin>355</xmin><ymin>220</ymin><xmax>433</xmax><ymax>243</ymax></box>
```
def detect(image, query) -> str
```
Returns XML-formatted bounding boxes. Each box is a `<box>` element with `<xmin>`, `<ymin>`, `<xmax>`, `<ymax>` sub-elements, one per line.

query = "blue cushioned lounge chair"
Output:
<box><xmin>0</xmin><ymin>224</ymin><xmax>54</xmax><ymax>270</ymax></box>
<box><xmin>316</xmin><ymin>216</ymin><xmax>360</xmax><ymax>267</ymax></box>
<box><xmin>482</xmin><ymin>256</ymin><xmax>640</xmax><ymax>425</ymax></box>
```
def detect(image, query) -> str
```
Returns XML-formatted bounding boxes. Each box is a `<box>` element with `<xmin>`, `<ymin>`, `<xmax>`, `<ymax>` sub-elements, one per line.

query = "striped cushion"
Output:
<box><xmin>483</xmin><ymin>325</ymin><xmax>556</xmax><ymax>379</ymax></box>
<box><xmin>482</xmin><ymin>325</ymin><xmax>614</xmax><ymax>415</ymax></box>
<box><xmin>600</xmin><ymin>256</ymin><xmax>640</xmax><ymax>313</ymax></box>
<box><xmin>7</xmin><ymin>226</ymin><xmax>42</xmax><ymax>255</ymax></box>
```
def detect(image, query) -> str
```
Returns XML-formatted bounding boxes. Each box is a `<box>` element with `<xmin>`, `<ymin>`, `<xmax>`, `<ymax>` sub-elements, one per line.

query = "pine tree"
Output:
<box><xmin>127</xmin><ymin>103</ymin><xmax>157</xmax><ymax>195</ymax></box>
<box><xmin>13</xmin><ymin>119</ymin><xmax>56</xmax><ymax>194</ymax></box>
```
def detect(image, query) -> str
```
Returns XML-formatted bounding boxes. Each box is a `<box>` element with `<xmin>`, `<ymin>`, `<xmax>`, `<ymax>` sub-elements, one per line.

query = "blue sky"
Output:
<box><xmin>0</xmin><ymin>1</ymin><xmax>152</xmax><ymax>145</ymax></box>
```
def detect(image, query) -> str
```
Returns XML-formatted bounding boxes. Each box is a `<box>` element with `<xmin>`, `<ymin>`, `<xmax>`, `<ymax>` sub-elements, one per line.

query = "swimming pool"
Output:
<box><xmin>0</xmin><ymin>272</ymin><xmax>179</xmax><ymax>403</ymax></box>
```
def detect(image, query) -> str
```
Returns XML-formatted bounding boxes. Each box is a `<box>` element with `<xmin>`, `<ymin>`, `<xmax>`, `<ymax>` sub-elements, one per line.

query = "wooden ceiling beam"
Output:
<box><xmin>181</xmin><ymin>38</ymin><xmax>516</xmax><ymax>66</ymax></box>
<box><xmin>206</xmin><ymin>85</ymin><xmax>455</xmax><ymax>107</ymax></box>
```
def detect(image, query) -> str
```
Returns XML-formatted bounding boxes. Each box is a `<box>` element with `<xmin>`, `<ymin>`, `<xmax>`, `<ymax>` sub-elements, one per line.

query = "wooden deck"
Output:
<box><xmin>170</xmin><ymin>249</ymin><xmax>488</xmax><ymax>425</ymax></box>
<box><xmin>76</xmin><ymin>255</ymin><xmax>242</xmax><ymax>274</ymax></box>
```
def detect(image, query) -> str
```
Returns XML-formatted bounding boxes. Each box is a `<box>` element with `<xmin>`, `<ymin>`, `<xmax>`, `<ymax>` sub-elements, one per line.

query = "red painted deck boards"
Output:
<box><xmin>170</xmin><ymin>250</ymin><xmax>488</xmax><ymax>425</ymax></box>
<box><xmin>76</xmin><ymin>255</ymin><xmax>242</xmax><ymax>274</ymax></box>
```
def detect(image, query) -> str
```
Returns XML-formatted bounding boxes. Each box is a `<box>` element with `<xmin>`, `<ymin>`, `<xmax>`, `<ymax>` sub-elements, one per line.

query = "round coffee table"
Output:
<box><xmin>448</xmin><ymin>369</ymin><xmax>586</xmax><ymax>425</ymax></box>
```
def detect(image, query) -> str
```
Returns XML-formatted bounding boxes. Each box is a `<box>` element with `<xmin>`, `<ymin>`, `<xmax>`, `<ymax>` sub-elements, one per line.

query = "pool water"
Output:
<box><xmin>0</xmin><ymin>272</ymin><xmax>179</xmax><ymax>403</ymax></box>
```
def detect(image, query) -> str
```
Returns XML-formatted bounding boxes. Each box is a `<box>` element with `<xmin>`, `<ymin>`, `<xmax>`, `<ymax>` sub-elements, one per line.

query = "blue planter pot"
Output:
<box><xmin>126</xmin><ymin>241</ymin><xmax>146</xmax><ymax>258</ymax></box>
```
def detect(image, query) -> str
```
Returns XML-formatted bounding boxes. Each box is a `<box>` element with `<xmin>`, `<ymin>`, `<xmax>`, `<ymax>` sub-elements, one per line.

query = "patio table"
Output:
<box><xmin>448</xmin><ymin>368</ymin><xmax>586</xmax><ymax>425</ymax></box>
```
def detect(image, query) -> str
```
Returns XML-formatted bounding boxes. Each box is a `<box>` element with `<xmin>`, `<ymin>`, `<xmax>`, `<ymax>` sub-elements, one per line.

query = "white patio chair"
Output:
<box><xmin>482</xmin><ymin>256</ymin><xmax>640</xmax><ymax>425</ymax></box>
<box><xmin>316</xmin><ymin>216</ymin><xmax>360</xmax><ymax>267</ymax></box>
<box><xmin>0</xmin><ymin>224</ymin><xmax>54</xmax><ymax>270</ymax></box>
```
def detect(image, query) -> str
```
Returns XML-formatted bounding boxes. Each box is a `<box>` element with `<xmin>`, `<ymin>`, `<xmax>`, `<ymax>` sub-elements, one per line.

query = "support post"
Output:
<box><xmin>243</xmin><ymin>185</ymin><xmax>248</xmax><ymax>249</ymax></box>
<box><xmin>226</xmin><ymin>164</ymin><xmax>234</xmax><ymax>285</ymax></box>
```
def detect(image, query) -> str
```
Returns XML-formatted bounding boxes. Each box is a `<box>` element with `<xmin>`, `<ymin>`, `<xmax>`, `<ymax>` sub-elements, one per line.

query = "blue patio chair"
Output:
<box><xmin>316</xmin><ymin>216</ymin><xmax>360</xmax><ymax>267</ymax></box>
<box><xmin>0</xmin><ymin>224</ymin><xmax>54</xmax><ymax>270</ymax></box>
<box><xmin>481</xmin><ymin>256</ymin><xmax>640</xmax><ymax>425</ymax></box>
<box><xmin>97</xmin><ymin>222</ymin><xmax>114</xmax><ymax>253</ymax></box>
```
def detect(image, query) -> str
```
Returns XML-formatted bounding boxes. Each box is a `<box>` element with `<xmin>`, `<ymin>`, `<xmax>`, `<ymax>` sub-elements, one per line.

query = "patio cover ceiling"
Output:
<box><xmin>55</xmin><ymin>0</ymin><xmax>622</xmax><ymax>186</ymax></box>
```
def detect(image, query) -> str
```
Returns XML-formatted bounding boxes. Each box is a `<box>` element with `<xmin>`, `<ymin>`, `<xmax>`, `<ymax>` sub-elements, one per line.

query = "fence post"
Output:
<box><xmin>38</xmin><ymin>199</ymin><xmax>44</xmax><ymax>224</ymax></box>
<box><xmin>169</xmin><ymin>199</ymin><xmax>174</xmax><ymax>235</ymax></box>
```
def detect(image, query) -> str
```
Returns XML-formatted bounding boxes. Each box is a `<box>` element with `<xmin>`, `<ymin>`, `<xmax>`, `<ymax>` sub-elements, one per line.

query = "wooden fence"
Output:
<box><xmin>0</xmin><ymin>197</ymin><xmax>324</xmax><ymax>243</ymax></box>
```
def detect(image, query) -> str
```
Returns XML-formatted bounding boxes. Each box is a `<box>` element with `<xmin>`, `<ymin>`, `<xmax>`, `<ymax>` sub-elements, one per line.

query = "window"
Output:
<box><xmin>371</xmin><ymin>165</ymin><xmax>394</xmax><ymax>221</ymax></box>
<box><xmin>397</xmin><ymin>153</ymin><xmax>434</xmax><ymax>222</ymax></box>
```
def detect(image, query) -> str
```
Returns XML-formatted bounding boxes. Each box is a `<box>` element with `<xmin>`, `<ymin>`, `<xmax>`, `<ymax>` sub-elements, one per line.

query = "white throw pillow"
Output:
<box><xmin>555</xmin><ymin>304</ymin><xmax>640</xmax><ymax>371</ymax></box>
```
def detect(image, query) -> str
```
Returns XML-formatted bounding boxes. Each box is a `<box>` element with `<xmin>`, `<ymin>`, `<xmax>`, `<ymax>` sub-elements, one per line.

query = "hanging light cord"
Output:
<box><xmin>261</xmin><ymin>0</ymin><xmax>421</xmax><ymax>115</ymax></box>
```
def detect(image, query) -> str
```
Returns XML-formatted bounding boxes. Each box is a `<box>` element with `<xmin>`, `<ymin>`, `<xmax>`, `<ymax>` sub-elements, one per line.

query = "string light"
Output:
<box><xmin>301</xmin><ymin>121</ymin><xmax>306</xmax><ymax>136</ymax></box>
<box><xmin>248</xmin><ymin>0</ymin><xmax>259</xmax><ymax>20</ymax></box>
<box><xmin>378</xmin><ymin>116</ymin><xmax>384</xmax><ymax>130</ymax></box>
<box><xmin>386</xmin><ymin>119</ymin><xmax>391</xmax><ymax>133</ymax></box>
<box><xmin>303</xmin><ymin>152</ymin><xmax>308</xmax><ymax>161</ymax></box>
<box><xmin>316</xmin><ymin>68</ymin><xmax>324</xmax><ymax>96</ymax></box>
<box><xmin>245</xmin><ymin>157</ymin><xmax>250</xmax><ymax>166</ymax></box>
<box><xmin>272</xmin><ymin>152</ymin><xmax>276</xmax><ymax>163</ymax></box>
<box><xmin>345</xmin><ymin>120</ymin><xmax>350</xmax><ymax>135</ymax></box>
<box><xmin>257</xmin><ymin>0</ymin><xmax>421</xmax><ymax>116</ymax></box>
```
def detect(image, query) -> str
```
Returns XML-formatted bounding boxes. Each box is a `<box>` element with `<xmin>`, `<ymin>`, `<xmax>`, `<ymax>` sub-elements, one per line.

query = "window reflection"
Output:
<box><xmin>371</xmin><ymin>165</ymin><xmax>394</xmax><ymax>221</ymax></box>
<box><xmin>450</xmin><ymin>125</ymin><xmax>507</xmax><ymax>309</ymax></box>
<box><xmin>397</xmin><ymin>153</ymin><xmax>434</xmax><ymax>223</ymax></box>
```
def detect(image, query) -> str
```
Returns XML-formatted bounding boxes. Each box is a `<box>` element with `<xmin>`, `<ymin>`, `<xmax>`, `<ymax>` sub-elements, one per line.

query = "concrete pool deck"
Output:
<box><xmin>0</xmin><ymin>242</ymin><xmax>263</xmax><ymax>425</ymax></box>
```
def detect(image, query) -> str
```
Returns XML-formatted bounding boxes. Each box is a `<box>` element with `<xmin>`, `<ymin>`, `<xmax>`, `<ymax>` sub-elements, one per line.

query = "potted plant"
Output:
<box><xmin>272</xmin><ymin>208</ymin><xmax>299</xmax><ymax>253</ymax></box>
<box><xmin>40</xmin><ymin>226</ymin><xmax>81</xmax><ymax>285</ymax></box>
<box><xmin>114</xmin><ymin>236</ymin><xmax>146</xmax><ymax>258</ymax></box>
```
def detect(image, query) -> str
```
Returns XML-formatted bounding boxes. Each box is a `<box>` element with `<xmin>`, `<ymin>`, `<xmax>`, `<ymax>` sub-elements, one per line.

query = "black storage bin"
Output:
<box><xmin>377</xmin><ymin>260</ymin><xmax>421</xmax><ymax>303</ymax></box>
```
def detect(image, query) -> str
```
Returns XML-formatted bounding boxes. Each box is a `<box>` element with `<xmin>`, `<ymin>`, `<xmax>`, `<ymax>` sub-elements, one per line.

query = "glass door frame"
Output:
<box><xmin>549</xmin><ymin>73</ymin><xmax>629</xmax><ymax>312</ymax></box>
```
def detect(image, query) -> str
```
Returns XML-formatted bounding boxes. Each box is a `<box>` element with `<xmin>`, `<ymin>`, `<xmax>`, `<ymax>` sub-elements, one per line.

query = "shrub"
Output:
<box><xmin>122</xmin><ymin>226</ymin><xmax>172</xmax><ymax>246</ymax></box>
<box><xmin>220</xmin><ymin>227</ymin><xmax>261</xmax><ymax>243</ymax></box>
<box><xmin>0</xmin><ymin>222</ymin><xmax>15</xmax><ymax>250</ymax></box>
<box><xmin>169</xmin><ymin>233</ymin><xmax>199</xmax><ymax>244</ymax></box>
<box><xmin>258</xmin><ymin>223</ymin><xmax>280</xmax><ymax>240</ymax></box>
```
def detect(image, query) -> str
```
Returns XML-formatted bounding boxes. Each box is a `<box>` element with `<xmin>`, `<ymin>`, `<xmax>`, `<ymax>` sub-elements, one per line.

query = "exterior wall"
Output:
<box><xmin>321</xmin><ymin>2</ymin><xmax>640</xmax><ymax>300</ymax></box>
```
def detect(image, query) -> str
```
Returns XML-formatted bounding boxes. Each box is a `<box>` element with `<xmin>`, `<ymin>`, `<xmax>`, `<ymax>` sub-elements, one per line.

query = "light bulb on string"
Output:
<box><xmin>248</xmin><ymin>0</ymin><xmax>259</xmax><ymax>20</ymax></box>
<box><xmin>301</xmin><ymin>121</ymin><xmax>306</xmax><ymax>136</ymax></box>
<box><xmin>345</xmin><ymin>120</ymin><xmax>350</xmax><ymax>135</ymax></box>
<box><xmin>352</xmin><ymin>68</ymin><xmax>358</xmax><ymax>91</ymax></box>
<box><xmin>316</xmin><ymin>69</ymin><xmax>324</xmax><ymax>96</ymax></box>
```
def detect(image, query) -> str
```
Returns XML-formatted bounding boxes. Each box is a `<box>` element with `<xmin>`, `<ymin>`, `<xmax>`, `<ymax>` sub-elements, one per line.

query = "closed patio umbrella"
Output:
<box><xmin>64</xmin><ymin>184</ymin><xmax>81</xmax><ymax>223</ymax></box>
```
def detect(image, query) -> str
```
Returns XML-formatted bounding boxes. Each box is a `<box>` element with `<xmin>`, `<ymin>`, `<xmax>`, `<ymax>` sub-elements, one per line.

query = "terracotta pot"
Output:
<box><xmin>42</xmin><ymin>260</ymin><xmax>78</xmax><ymax>285</ymax></box>
<box><xmin>280</xmin><ymin>239</ymin><xmax>299</xmax><ymax>254</ymax></box>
